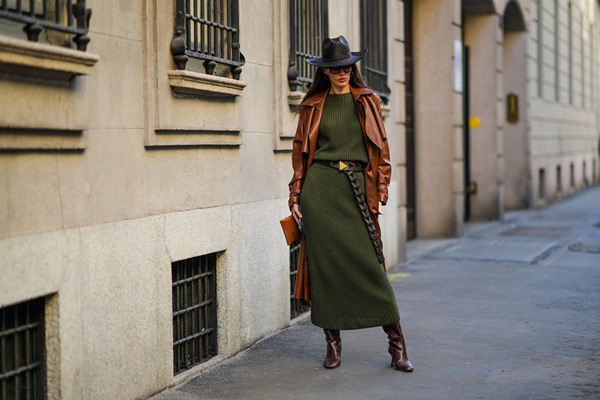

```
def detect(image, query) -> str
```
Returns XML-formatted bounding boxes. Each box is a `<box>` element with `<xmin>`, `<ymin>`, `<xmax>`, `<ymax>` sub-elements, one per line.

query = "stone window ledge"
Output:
<box><xmin>0</xmin><ymin>36</ymin><xmax>98</xmax><ymax>85</ymax></box>
<box><xmin>288</xmin><ymin>91</ymin><xmax>305</xmax><ymax>106</ymax></box>
<box><xmin>381</xmin><ymin>104</ymin><xmax>391</xmax><ymax>119</ymax></box>
<box><xmin>168</xmin><ymin>70</ymin><xmax>246</xmax><ymax>98</ymax></box>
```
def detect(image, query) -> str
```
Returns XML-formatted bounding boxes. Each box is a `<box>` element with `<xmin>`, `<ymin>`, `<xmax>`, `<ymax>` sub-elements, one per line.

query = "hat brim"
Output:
<box><xmin>306</xmin><ymin>49</ymin><xmax>368</xmax><ymax>68</ymax></box>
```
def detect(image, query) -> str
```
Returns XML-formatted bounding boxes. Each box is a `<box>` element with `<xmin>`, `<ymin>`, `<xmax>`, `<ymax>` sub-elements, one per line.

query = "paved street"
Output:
<box><xmin>152</xmin><ymin>186</ymin><xmax>600</xmax><ymax>400</ymax></box>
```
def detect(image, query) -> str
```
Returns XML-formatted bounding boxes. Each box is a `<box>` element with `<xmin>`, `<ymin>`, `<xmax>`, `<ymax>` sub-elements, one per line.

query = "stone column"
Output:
<box><xmin>464</xmin><ymin>14</ymin><xmax>501</xmax><ymax>221</ymax></box>
<box><xmin>413</xmin><ymin>0</ymin><xmax>464</xmax><ymax>237</ymax></box>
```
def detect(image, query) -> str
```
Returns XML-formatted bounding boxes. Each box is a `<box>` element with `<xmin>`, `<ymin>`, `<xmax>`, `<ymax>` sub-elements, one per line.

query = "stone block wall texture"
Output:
<box><xmin>1</xmin><ymin>0</ymin><xmax>598</xmax><ymax>398</ymax></box>
<box><xmin>0</xmin><ymin>1</ymin><xmax>403</xmax><ymax>398</ymax></box>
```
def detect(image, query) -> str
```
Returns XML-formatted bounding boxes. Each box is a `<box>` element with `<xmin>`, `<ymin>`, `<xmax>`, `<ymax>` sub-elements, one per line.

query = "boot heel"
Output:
<box><xmin>323</xmin><ymin>329</ymin><xmax>342</xmax><ymax>369</ymax></box>
<box><xmin>383</xmin><ymin>323</ymin><xmax>415</xmax><ymax>373</ymax></box>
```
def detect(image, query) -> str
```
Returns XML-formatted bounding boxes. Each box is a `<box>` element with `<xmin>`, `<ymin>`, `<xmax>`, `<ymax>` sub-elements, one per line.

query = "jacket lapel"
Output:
<box><xmin>300</xmin><ymin>86</ymin><xmax>385</xmax><ymax>160</ymax></box>
<box><xmin>300</xmin><ymin>90</ymin><xmax>328</xmax><ymax>164</ymax></box>
<box><xmin>351</xmin><ymin>86</ymin><xmax>384</xmax><ymax>149</ymax></box>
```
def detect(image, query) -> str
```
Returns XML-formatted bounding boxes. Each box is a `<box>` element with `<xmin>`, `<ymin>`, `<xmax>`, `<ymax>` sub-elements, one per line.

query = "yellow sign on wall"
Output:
<box><xmin>469</xmin><ymin>117</ymin><xmax>481</xmax><ymax>129</ymax></box>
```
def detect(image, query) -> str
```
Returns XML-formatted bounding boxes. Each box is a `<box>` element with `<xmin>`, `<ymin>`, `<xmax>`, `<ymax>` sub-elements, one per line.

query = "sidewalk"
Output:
<box><xmin>152</xmin><ymin>186</ymin><xmax>600</xmax><ymax>400</ymax></box>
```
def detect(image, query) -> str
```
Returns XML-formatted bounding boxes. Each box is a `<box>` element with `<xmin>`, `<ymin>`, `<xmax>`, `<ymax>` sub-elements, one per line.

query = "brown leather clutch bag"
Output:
<box><xmin>280</xmin><ymin>215</ymin><xmax>301</xmax><ymax>246</ymax></box>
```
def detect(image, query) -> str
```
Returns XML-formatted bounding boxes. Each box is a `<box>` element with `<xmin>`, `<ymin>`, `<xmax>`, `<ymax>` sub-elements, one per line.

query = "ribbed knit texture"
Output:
<box><xmin>314</xmin><ymin>93</ymin><xmax>368</xmax><ymax>164</ymax></box>
<box><xmin>299</xmin><ymin>93</ymin><xmax>400</xmax><ymax>330</ymax></box>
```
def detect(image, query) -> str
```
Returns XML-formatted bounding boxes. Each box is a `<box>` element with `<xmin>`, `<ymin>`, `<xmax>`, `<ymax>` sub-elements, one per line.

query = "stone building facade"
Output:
<box><xmin>0</xmin><ymin>1</ymin><xmax>598</xmax><ymax>399</ymax></box>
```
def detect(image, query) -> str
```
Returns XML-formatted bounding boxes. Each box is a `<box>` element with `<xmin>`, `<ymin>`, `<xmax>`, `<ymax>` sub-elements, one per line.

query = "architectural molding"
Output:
<box><xmin>168</xmin><ymin>70</ymin><xmax>246</xmax><ymax>98</ymax></box>
<box><xmin>0</xmin><ymin>36</ymin><xmax>98</xmax><ymax>85</ymax></box>
<box><xmin>146</xmin><ymin>129</ymin><xmax>242</xmax><ymax>148</ymax></box>
<box><xmin>0</xmin><ymin>128</ymin><xmax>86</xmax><ymax>151</ymax></box>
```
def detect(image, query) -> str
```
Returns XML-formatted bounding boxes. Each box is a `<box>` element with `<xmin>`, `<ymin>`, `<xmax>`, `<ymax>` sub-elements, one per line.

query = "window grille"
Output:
<box><xmin>287</xmin><ymin>0</ymin><xmax>328</xmax><ymax>91</ymax></box>
<box><xmin>0</xmin><ymin>297</ymin><xmax>45</xmax><ymax>400</ymax></box>
<box><xmin>0</xmin><ymin>0</ymin><xmax>91</xmax><ymax>51</ymax></box>
<box><xmin>172</xmin><ymin>254</ymin><xmax>218</xmax><ymax>374</ymax></box>
<box><xmin>171</xmin><ymin>0</ymin><xmax>244</xmax><ymax>80</ymax></box>
<box><xmin>360</xmin><ymin>0</ymin><xmax>390</xmax><ymax>103</ymax></box>
<box><xmin>289</xmin><ymin>241</ymin><xmax>309</xmax><ymax>319</ymax></box>
<box><xmin>570</xmin><ymin>163</ymin><xmax>575</xmax><ymax>188</ymax></box>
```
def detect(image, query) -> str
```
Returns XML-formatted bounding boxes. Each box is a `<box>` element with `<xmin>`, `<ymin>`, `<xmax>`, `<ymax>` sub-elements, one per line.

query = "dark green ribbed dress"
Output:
<box><xmin>299</xmin><ymin>92</ymin><xmax>400</xmax><ymax>330</ymax></box>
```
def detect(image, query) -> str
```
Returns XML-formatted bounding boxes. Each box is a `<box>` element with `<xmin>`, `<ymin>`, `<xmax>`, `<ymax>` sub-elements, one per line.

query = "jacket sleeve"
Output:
<box><xmin>288</xmin><ymin>108</ymin><xmax>308</xmax><ymax>209</ymax></box>
<box><xmin>376</xmin><ymin>98</ymin><xmax>391</xmax><ymax>206</ymax></box>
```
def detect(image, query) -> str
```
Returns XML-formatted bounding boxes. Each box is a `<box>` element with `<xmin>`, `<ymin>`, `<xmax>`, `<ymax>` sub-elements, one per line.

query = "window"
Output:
<box><xmin>360</xmin><ymin>0</ymin><xmax>390</xmax><ymax>103</ymax></box>
<box><xmin>172</xmin><ymin>254</ymin><xmax>217</xmax><ymax>374</ymax></box>
<box><xmin>556</xmin><ymin>165</ymin><xmax>562</xmax><ymax>193</ymax></box>
<box><xmin>170</xmin><ymin>0</ymin><xmax>244</xmax><ymax>80</ymax></box>
<box><xmin>538</xmin><ymin>168</ymin><xmax>545</xmax><ymax>200</ymax></box>
<box><xmin>570</xmin><ymin>162</ymin><xmax>575</xmax><ymax>188</ymax></box>
<box><xmin>0</xmin><ymin>297</ymin><xmax>46</xmax><ymax>400</ymax></box>
<box><xmin>287</xmin><ymin>0</ymin><xmax>329</xmax><ymax>91</ymax></box>
<box><xmin>0</xmin><ymin>0</ymin><xmax>91</xmax><ymax>51</ymax></box>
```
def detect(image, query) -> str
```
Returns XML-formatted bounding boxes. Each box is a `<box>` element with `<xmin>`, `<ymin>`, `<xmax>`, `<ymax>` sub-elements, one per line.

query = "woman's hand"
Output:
<box><xmin>378</xmin><ymin>201</ymin><xmax>384</xmax><ymax>215</ymax></box>
<box><xmin>291</xmin><ymin>204</ymin><xmax>303</xmax><ymax>224</ymax></box>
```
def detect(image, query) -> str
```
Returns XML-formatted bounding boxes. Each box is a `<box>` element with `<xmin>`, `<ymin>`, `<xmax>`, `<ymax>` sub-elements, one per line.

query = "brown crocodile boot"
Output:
<box><xmin>323</xmin><ymin>329</ymin><xmax>342</xmax><ymax>369</ymax></box>
<box><xmin>382</xmin><ymin>322</ymin><xmax>414</xmax><ymax>372</ymax></box>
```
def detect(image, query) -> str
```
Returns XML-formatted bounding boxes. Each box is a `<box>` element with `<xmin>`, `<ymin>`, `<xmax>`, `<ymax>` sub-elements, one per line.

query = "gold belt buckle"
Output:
<box><xmin>338</xmin><ymin>161</ymin><xmax>348</xmax><ymax>171</ymax></box>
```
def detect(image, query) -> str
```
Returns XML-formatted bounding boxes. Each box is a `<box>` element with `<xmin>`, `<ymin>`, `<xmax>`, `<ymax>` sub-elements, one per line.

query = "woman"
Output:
<box><xmin>288</xmin><ymin>36</ymin><xmax>414</xmax><ymax>372</ymax></box>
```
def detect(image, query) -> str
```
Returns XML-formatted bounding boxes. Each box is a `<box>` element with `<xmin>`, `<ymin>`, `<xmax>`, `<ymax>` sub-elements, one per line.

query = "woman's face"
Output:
<box><xmin>324</xmin><ymin>65</ymin><xmax>353</xmax><ymax>93</ymax></box>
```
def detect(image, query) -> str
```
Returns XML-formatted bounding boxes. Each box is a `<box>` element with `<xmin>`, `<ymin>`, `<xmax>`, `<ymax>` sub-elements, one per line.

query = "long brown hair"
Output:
<box><xmin>302</xmin><ymin>64</ymin><xmax>368</xmax><ymax>103</ymax></box>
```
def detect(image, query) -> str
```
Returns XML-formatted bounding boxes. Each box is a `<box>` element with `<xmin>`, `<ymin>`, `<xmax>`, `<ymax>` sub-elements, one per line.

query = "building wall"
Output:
<box><xmin>461</xmin><ymin>0</ymin><xmax>598</xmax><ymax>216</ymax></box>
<box><xmin>0</xmin><ymin>1</ymin><xmax>405</xmax><ymax>398</ymax></box>
<box><xmin>464</xmin><ymin>14</ymin><xmax>503</xmax><ymax>220</ymax></box>
<box><xmin>392</xmin><ymin>0</ymin><xmax>409</xmax><ymax>257</ymax></box>
<box><xmin>413</xmin><ymin>0</ymin><xmax>465</xmax><ymax>237</ymax></box>
<box><xmin>1</xmin><ymin>0</ymin><xmax>599</xmax><ymax>398</ymax></box>
<box><xmin>597</xmin><ymin>2</ymin><xmax>600</xmax><ymax>173</ymax></box>
<box><xmin>528</xmin><ymin>0</ymin><xmax>599</xmax><ymax>207</ymax></box>
<box><xmin>503</xmin><ymin>27</ymin><xmax>530</xmax><ymax>209</ymax></box>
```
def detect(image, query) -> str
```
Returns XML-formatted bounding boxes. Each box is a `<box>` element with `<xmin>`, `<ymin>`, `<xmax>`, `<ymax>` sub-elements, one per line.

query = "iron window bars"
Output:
<box><xmin>0</xmin><ymin>0</ymin><xmax>91</xmax><ymax>51</ymax></box>
<box><xmin>0</xmin><ymin>297</ymin><xmax>45</xmax><ymax>400</ymax></box>
<box><xmin>172</xmin><ymin>253</ymin><xmax>217</xmax><ymax>374</ymax></box>
<box><xmin>171</xmin><ymin>0</ymin><xmax>244</xmax><ymax>80</ymax></box>
<box><xmin>360</xmin><ymin>0</ymin><xmax>390</xmax><ymax>103</ymax></box>
<box><xmin>289</xmin><ymin>240</ymin><xmax>309</xmax><ymax>318</ymax></box>
<box><xmin>287</xmin><ymin>0</ymin><xmax>328</xmax><ymax>91</ymax></box>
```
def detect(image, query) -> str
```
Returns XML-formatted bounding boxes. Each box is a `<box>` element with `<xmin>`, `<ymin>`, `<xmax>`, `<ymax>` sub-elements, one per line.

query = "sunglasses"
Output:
<box><xmin>328</xmin><ymin>66</ymin><xmax>353</xmax><ymax>74</ymax></box>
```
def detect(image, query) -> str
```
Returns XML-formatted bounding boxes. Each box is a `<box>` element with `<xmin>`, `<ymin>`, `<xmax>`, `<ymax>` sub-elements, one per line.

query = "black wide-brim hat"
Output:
<box><xmin>306</xmin><ymin>35</ymin><xmax>367</xmax><ymax>68</ymax></box>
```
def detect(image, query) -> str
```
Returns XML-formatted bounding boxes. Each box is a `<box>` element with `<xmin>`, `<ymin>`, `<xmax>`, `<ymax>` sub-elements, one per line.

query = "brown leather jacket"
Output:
<box><xmin>288</xmin><ymin>85</ymin><xmax>391</xmax><ymax>301</ymax></box>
